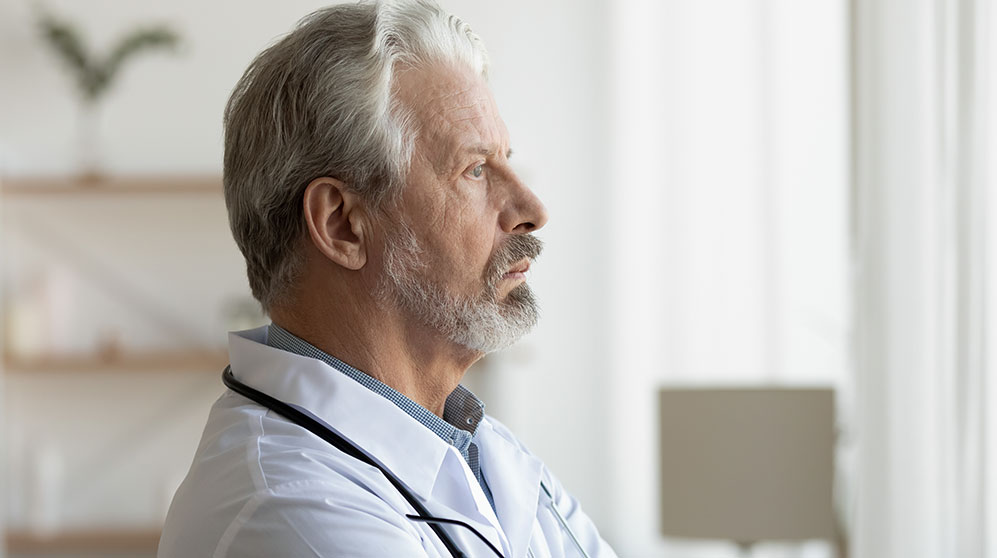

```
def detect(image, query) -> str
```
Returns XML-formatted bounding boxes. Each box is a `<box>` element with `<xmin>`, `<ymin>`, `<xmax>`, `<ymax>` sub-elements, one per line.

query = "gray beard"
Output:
<box><xmin>376</xmin><ymin>219</ymin><xmax>542</xmax><ymax>353</ymax></box>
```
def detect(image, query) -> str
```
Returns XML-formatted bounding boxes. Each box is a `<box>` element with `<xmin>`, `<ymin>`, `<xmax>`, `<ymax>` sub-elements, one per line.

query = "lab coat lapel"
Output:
<box><xmin>477</xmin><ymin>419</ymin><xmax>543</xmax><ymax>558</ymax></box>
<box><xmin>425</xmin><ymin>494</ymin><xmax>506</xmax><ymax>557</ymax></box>
<box><xmin>227</xmin><ymin>327</ymin><xmax>449</xmax><ymax>502</ymax></box>
<box><xmin>228</xmin><ymin>327</ymin><xmax>529</xmax><ymax>556</ymax></box>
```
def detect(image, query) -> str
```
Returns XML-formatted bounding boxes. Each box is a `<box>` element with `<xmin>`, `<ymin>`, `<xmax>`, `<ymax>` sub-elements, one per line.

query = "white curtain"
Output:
<box><xmin>607</xmin><ymin>0</ymin><xmax>848</xmax><ymax>556</ymax></box>
<box><xmin>851</xmin><ymin>0</ymin><xmax>994</xmax><ymax>555</ymax></box>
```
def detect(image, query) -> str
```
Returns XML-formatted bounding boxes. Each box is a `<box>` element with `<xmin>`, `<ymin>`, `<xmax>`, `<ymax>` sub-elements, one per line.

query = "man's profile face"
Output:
<box><xmin>377</xmin><ymin>62</ymin><xmax>549</xmax><ymax>352</ymax></box>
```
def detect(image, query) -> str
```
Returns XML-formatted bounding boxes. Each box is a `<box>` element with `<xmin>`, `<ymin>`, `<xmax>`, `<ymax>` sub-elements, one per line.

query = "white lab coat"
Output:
<box><xmin>159</xmin><ymin>326</ymin><xmax>616</xmax><ymax>558</ymax></box>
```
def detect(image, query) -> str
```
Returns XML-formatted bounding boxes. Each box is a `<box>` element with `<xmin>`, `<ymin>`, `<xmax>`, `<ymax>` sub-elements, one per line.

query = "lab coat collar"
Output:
<box><xmin>227</xmin><ymin>326</ymin><xmax>450</xmax><ymax>502</ymax></box>
<box><xmin>477</xmin><ymin>418</ymin><xmax>543</xmax><ymax>558</ymax></box>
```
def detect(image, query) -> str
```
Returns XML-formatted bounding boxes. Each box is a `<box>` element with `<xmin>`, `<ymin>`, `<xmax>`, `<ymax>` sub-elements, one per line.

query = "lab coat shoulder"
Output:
<box><xmin>160</xmin><ymin>393</ymin><xmax>436</xmax><ymax>558</ymax></box>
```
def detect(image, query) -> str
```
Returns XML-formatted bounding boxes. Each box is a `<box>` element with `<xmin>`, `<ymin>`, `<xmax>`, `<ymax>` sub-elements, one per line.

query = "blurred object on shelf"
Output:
<box><xmin>25</xmin><ymin>442</ymin><xmax>65</xmax><ymax>536</ymax></box>
<box><xmin>7</xmin><ymin>422</ymin><xmax>27</xmax><ymax>524</ymax></box>
<box><xmin>37</xmin><ymin>10</ymin><xmax>180</xmax><ymax>179</ymax></box>
<box><xmin>96</xmin><ymin>329</ymin><xmax>122</xmax><ymax>363</ymax></box>
<box><xmin>4</xmin><ymin>274</ymin><xmax>46</xmax><ymax>359</ymax></box>
<box><xmin>3</xmin><ymin>269</ymin><xmax>78</xmax><ymax>360</ymax></box>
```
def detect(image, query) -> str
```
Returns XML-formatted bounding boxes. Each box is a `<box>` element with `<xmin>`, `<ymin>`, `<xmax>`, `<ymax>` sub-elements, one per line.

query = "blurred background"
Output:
<box><xmin>0</xmin><ymin>0</ymin><xmax>992</xmax><ymax>557</ymax></box>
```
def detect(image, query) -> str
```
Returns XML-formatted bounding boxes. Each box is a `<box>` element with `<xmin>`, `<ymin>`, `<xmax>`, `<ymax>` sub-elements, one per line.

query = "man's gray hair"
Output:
<box><xmin>223</xmin><ymin>0</ymin><xmax>489</xmax><ymax>310</ymax></box>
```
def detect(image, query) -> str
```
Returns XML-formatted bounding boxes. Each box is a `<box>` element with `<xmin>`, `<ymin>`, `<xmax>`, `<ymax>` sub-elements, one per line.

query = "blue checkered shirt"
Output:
<box><xmin>265</xmin><ymin>324</ymin><xmax>495</xmax><ymax>510</ymax></box>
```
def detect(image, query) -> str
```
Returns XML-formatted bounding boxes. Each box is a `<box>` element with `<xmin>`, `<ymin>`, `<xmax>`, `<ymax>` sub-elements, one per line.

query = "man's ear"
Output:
<box><xmin>302</xmin><ymin>177</ymin><xmax>368</xmax><ymax>270</ymax></box>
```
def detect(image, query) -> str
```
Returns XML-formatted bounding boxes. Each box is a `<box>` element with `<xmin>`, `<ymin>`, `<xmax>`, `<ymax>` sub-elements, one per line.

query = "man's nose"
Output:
<box><xmin>501</xmin><ymin>176</ymin><xmax>549</xmax><ymax>234</ymax></box>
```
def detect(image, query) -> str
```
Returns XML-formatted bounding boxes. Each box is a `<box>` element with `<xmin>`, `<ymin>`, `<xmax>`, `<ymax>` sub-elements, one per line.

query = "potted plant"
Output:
<box><xmin>38</xmin><ymin>12</ymin><xmax>180</xmax><ymax>180</ymax></box>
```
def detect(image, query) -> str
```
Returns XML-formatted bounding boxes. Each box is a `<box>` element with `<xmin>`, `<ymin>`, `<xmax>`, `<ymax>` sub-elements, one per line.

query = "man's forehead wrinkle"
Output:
<box><xmin>413</xmin><ymin>80</ymin><xmax>480</xmax><ymax>117</ymax></box>
<box><xmin>452</xmin><ymin>115</ymin><xmax>490</xmax><ymax>128</ymax></box>
<box><xmin>429</xmin><ymin>100</ymin><xmax>491</xmax><ymax>132</ymax></box>
<box><xmin>398</xmin><ymin>66</ymin><xmax>508</xmax><ymax>178</ymax></box>
<box><xmin>434</xmin><ymin>81</ymin><xmax>478</xmax><ymax>103</ymax></box>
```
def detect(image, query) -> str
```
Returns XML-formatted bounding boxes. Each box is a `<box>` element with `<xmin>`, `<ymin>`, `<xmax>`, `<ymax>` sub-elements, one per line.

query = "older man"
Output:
<box><xmin>159</xmin><ymin>2</ymin><xmax>615</xmax><ymax>557</ymax></box>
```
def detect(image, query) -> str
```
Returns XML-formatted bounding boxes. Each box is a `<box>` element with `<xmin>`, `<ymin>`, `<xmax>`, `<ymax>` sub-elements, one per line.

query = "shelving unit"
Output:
<box><xmin>7</xmin><ymin>528</ymin><xmax>160</xmax><ymax>555</ymax></box>
<box><xmin>2</xmin><ymin>175</ymin><xmax>238</xmax><ymax>555</ymax></box>
<box><xmin>1</xmin><ymin>174</ymin><xmax>231</xmax><ymax>375</ymax></box>
<box><xmin>1</xmin><ymin>175</ymin><xmax>222</xmax><ymax>196</ymax></box>
<box><xmin>3</xmin><ymin>349</ymin><xmax>228</xmax><ymax>374</ymax></box>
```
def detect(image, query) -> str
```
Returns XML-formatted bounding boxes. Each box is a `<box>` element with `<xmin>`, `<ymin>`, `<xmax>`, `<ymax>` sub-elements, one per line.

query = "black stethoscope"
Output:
<box><xmin>222</xmin><ymin>366</ymin><xmax>500</xmax><ymax>558</ymax></box>
<box><xmin>222</xmin><ymin>367</ymin><xmax>592</xmax><ymax>558</ymax></box>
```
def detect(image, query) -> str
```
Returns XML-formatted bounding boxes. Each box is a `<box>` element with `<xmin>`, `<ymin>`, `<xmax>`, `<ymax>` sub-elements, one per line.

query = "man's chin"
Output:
<box><xmin>501</xmin><ymin>282</ymin><xmax>535</xmax><ymax>305</ymax></box>
<box><xmin>442</xmin><ymin>290</ymin><xmax>538</xmax><ymax>354</ymax></box>
<box><xmin>502</xmin><ymin>285</ymin><xmax>539</xmax><ymax>320</ymax></box>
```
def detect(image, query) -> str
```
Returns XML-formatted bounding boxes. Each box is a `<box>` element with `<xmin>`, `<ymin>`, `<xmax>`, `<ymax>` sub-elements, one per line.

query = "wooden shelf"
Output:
<box><xmin>4</xmin><ymin>349</ymin><xmax>228</xmax><ymax>374</ymax></box>
<box><xmin>6</xmin><ymin>528</ymin><xmax>160</xmax><ymax>554</ymax></box>
<box><xmin>1</xmin><ymin>175</ymin><xmax>222</xmax><ymax>196</ymax></box>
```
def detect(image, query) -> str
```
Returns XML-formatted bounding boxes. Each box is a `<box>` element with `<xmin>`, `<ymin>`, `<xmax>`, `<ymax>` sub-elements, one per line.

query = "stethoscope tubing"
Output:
<box><xmin>222</xmin><ymin>367</ymin><xmax>471</xmax><ymax>558</ymax></box>
<box><xmin>222</xmin><ymin>366</ymin><xmax>591</xmax><ymax>558</ymax></box>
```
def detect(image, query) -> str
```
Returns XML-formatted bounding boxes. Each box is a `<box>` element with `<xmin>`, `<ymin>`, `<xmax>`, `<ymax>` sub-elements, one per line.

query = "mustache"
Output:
<box><xmin>486</xmin><ymin>234</ymin><xmax>544</xmax><ymax>288</ymax></box>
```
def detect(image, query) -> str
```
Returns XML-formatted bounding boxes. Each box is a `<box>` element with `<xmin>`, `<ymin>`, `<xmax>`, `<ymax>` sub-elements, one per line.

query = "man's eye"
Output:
<box><xmin>469</xmin><ymin>164</ymin><xmax>484</xmax><ymax>178</ymax></box>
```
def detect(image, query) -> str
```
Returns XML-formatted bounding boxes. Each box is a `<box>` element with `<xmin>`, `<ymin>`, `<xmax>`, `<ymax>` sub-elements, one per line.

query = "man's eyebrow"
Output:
<box><xmin>464</xmin><ymin>145</ymin><xmax>514</xmax><ymax>159</ymax></box>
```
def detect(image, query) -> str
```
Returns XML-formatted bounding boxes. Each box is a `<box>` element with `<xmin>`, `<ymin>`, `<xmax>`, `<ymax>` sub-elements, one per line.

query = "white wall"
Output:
<box><xmin>0</xmin><ymin>0</ymin><xmax>615</xmax><ymax>539</ymax></box>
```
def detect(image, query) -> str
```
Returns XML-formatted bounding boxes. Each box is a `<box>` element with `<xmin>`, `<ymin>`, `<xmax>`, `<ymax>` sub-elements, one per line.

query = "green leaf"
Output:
<box><xmin>37</xmin><ymin>13</ymin><xmax>99</xmax><ymax>101</ymax></box>
<box><xmin>100</xmin><ymin>27</ymin><xmax>180</xmax><ymax>95</ymax></box>
<box><xmin>37</xmin><ymin>11</ymin><xmax>180</xmax><ymax>103</ymax></box>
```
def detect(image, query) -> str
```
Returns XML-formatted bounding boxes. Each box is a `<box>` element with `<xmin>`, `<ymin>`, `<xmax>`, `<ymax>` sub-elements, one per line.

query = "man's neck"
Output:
<box><xmin>270</xmin><ymin>296</ymin><xmax>480</xmax><ymax>417</ymax></box>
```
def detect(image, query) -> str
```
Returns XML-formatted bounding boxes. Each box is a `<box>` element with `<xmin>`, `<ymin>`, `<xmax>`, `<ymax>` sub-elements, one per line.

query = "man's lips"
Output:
<box><xmin>503</xmin><ymin>259</ymin><xmax>531</xmax><ymax>279</ymax></box>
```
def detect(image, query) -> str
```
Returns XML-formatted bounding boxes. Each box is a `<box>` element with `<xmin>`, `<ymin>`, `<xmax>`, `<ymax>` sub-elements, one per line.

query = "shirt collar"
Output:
<box><xmin>265</xmin><ymin>324</ymin><xmax>486</xmax><ymax>454</ymax></box>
